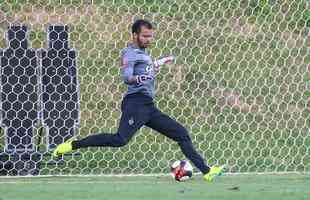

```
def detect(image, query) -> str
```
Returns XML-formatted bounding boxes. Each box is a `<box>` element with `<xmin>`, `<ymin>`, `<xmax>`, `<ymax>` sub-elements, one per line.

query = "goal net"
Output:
<box><xmin>0</xmin><ymin>0</ymin><xmax>309</xmax><ymax>176</ymax></box>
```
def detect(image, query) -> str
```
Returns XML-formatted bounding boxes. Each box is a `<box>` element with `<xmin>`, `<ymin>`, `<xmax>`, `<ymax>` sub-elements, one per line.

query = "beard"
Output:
<box><xmin>137</xmin><ymin>36</ymin><xmax>148</xmax><ymax>49</ymax></box>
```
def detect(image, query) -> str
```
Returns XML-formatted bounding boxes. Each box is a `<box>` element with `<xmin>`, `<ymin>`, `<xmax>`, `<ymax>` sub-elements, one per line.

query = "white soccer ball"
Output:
<box><xmin>170</xmin><ymin>160</ymin><xmax>193</xmax><ymax>182</ymax></box>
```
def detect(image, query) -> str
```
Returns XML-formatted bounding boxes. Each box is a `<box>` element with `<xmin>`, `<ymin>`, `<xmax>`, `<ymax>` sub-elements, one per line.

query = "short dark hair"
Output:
<box><xmin>132</xmin><ymin>19</ymin><xmax>153</xmax><ymax>34</ymax></box>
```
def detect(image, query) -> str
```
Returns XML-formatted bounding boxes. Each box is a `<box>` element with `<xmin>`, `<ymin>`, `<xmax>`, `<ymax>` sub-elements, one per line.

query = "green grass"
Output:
<box><xmin>0</xmin><ymin>174</ymin><xmax>310</xmax><ymax>200</ymax></box>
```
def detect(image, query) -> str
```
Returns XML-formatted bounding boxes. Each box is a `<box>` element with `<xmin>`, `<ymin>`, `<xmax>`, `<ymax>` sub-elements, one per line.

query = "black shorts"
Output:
<box><xmin>117</xmin><ymin>93</ymin><xmax>190</xmax><ymax>143</ymax></box>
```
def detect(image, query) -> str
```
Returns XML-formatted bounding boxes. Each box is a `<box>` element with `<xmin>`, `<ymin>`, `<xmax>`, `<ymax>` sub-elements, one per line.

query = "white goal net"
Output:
<box><xmin>0</xmin><ymin>0</ymin><xmax>309</xmax><ymax>176</ymax></box>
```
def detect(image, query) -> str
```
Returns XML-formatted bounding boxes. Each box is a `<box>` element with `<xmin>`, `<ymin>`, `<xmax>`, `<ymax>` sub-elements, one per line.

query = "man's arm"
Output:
<box><xmin>121</xmin><ymin>51</ymin><xmax>152</xmax><ymax>84</ymax></box>
<box><xmin>125</xmin><ymin>74</ymin><xmax>152</xmax><ymax>84</ymax></box>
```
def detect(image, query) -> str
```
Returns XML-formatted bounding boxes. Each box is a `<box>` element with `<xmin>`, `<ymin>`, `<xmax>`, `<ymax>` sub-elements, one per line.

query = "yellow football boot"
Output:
<box><xmin>203</xmin><ymin>165</ymin><xmax>224</xmax><ymax>182</ymax></box>
<box><xmin>52</xmin><ymin>140</ymin><xmax>74</xmax><ymax>157</ymax></box>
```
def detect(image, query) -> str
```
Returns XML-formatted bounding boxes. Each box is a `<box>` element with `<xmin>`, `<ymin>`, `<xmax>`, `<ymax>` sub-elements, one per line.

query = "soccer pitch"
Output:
<box><xmin>1</xmin><ymin>174</ymin><xmax>309</xmax><ymax>200</ymax></box>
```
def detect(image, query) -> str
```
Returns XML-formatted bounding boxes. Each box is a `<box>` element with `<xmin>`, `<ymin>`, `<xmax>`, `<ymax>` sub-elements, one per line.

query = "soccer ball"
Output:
<box><xmin>170</xmin><ymin>160</ymin><xmax>193</xmax><ymax>182</ymax></box>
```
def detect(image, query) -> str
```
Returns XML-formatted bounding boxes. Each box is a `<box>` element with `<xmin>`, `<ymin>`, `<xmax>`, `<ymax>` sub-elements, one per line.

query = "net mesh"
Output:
<box><xmin>0</xmin><ymin>0</ymin><xmax>309</xmax><ymax>175</ymax></box>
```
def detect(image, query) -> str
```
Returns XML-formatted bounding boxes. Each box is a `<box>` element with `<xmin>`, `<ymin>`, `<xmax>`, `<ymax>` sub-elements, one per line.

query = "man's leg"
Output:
<box><xmin>72</xmin><ymin>107</ymin><xmax>146</xmax><ymax>149</ymax></box>
<box><xmin>53</xmin><ymin>101</ymin><xmax>150</xmax><ymax>156</ymax></box>
<box><xmin>145</xmin><ymin>107</ymin><xmax>210</xmax><ymax>174</ymax></box>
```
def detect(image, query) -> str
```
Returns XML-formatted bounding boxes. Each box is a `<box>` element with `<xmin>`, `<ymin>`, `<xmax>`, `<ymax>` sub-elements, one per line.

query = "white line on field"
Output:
<box><xmin>0</xmin><ymin>181</ymin><xmax>173</xmax><ymax>184</ymax></box>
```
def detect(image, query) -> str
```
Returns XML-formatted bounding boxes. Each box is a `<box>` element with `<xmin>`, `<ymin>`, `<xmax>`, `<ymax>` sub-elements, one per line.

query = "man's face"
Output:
<box><xmin>134</xmin><ymin>26</ymin><xmax>153</xmax><ymax>49</ymax></box>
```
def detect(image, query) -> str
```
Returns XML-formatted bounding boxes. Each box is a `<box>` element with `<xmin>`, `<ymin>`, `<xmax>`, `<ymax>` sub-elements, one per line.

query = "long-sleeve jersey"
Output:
<box><xmin>121</xmin><ymin>43</ymin><xmax>155</xmax><ymax>99</ymax></box>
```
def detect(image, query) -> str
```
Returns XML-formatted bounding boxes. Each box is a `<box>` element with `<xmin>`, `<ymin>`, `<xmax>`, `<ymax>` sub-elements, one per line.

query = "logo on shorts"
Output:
<box><xmin>128</xmin><ymin>117</ymin><xmax>134</xmax><ymax>125</ymax></box>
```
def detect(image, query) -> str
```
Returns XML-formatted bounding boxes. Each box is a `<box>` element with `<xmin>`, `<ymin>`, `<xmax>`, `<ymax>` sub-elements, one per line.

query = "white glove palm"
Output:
<box><xmin>153</xmin><ymin>55</ymin><xmax>175</xmax><ymax>71</ymax></box>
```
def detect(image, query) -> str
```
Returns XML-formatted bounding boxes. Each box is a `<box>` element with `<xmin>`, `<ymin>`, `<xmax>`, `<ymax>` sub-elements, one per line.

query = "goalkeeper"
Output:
<box><xmin>53</xmin><ymin>19</ymin><xmax>223</xmax><ymax>181</ymax></box>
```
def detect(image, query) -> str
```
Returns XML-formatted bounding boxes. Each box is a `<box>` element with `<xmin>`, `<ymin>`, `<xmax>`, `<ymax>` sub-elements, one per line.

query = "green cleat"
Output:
<box><xmin>203</xmin><ymin>165</ymin><xmax>225</xmax><ymax>182</ymax></box>
<box><xmin>52</xmin><ymin>140</ymin><xmax>74</xmax><ymax>157</ymax></box>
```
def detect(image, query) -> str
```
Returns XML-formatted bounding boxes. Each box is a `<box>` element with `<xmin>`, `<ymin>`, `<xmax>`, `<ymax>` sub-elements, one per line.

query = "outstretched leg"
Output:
<box><xmin>53</xmin><ymin>100</ymin><xmax>150</xmax><ymax>156</ymax></box>
<box><xmin>145</xmin><ymin>106</ymin><xmax>210</xmax><ymax>174</ymax></box>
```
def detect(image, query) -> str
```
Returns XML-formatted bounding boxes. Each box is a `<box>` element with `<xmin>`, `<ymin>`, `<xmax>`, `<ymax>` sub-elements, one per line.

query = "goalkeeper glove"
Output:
<box><xmin>136</xmin><ymin>75</ymin><xmax>153</xmax><ymax>84</ymax></box>
<box><xmin>153</xmin><ymin>55</ymin><xmax>175</xmax><ymax>71</ymax></box>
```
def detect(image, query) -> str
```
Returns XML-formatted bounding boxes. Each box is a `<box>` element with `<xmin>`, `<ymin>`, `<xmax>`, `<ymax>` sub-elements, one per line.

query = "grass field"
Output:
<box><xmin>0</xmin><ymin>174</ymin><xmax>310</xmax><ymax>200</ymax></box>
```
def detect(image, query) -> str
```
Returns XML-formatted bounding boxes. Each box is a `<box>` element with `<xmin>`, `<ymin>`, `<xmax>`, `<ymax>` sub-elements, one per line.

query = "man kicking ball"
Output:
<box><xmin>53</xmin><ymin>19</ymin><xmax>223</xmax><ymax>181</ymax></box>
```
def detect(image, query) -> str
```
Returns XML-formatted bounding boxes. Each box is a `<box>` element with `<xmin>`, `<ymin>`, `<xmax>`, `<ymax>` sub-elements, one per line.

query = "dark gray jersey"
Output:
<box><xmin>121</xmin><ymin>43</ymin><xmax>155</xmax><ymax>98</ymax></box>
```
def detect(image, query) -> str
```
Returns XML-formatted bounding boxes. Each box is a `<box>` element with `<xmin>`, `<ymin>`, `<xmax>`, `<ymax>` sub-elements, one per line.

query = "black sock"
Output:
<box><xmin>71</xmin><ymin>133</ymin><xmax>129</xmax><ymax>150</ymax></box>
<box><xmin>71</xmin><ymin>140</ymin><xmax>79</xmax><ymax>150</ymax></box>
